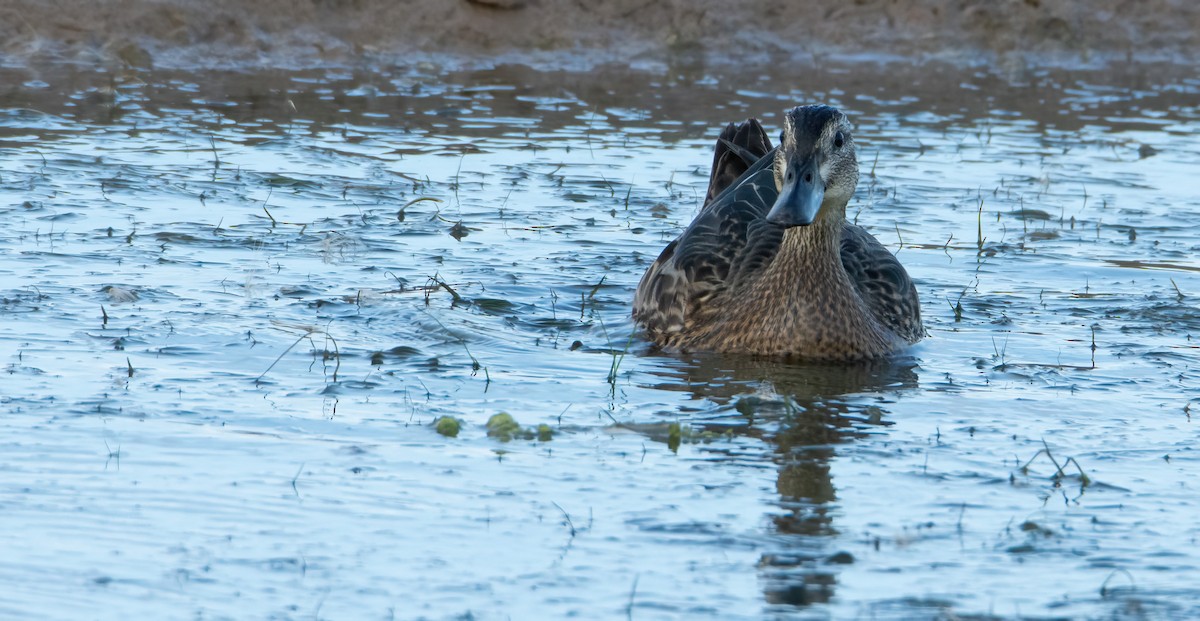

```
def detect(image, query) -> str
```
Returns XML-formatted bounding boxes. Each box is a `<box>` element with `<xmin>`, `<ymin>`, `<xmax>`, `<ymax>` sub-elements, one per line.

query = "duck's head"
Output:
<box><xmin>766</xmin><ymin>105</ymin><xmax>859</xmax><ymax>228</ymax></box>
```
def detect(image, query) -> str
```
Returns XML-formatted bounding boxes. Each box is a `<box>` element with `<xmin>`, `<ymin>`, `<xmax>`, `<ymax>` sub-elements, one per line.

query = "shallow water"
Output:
<box><xmin>1</xmin><ymin>59</ymin><xmax>1198</xmax><ymax>620</ymax></box>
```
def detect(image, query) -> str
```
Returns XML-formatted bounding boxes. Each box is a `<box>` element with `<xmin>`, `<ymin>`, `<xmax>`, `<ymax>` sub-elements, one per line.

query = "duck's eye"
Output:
<box><xmin>834</xmin><ymin>131</ymin><xmax>845</xmax><ymax>149</ymax></box>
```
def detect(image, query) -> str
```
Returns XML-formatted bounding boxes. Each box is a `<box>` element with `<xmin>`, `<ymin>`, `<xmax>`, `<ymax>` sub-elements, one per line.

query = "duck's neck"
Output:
<box><xmin>776</xmin><ymin>209</ymin><xmax>846</xmax><ymax>274</ymax></box>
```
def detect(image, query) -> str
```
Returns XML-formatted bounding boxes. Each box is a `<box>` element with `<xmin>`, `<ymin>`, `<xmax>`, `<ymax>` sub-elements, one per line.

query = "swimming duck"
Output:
<box><xmin>633</xmin><ymin>105</ymin><xmax>922</xmax><ymax>361</ymax></box>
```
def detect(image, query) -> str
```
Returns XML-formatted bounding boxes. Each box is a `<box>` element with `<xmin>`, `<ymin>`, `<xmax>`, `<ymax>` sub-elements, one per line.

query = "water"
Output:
<box><xmin>1</xmin><ymin>58</ymin><xmax>1198</xmax><ymax>620</ymax></box>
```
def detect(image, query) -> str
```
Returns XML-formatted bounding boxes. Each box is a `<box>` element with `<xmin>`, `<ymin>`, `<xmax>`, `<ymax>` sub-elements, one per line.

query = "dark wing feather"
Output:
<box><xmin>839</xmin><ymin>224</ymin><xmax>923</xmax><ymax>343</ymax></box>
<box><xmin>704</xmin><ymin>119</ymin><xmax>773</xmax><ymax>206</ymax></box>
<box><xmin>634</xmin><ymin>134</ymin><xmax>781</xmax><ymax>339</ymax></box>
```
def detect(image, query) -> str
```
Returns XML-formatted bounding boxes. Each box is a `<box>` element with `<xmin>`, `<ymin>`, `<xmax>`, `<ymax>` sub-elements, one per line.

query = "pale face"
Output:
<box><xmin>767</xmin><ymin>105</ymin><xmax>860</xmax><ymax>227</ymax></box>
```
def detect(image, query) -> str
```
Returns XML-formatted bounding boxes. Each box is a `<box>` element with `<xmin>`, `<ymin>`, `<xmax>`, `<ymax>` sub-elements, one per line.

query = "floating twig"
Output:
<box><xmin>1019</xmin><ymin>439</ymin><xmax>1092</xmax><ymax>488</ymax></box>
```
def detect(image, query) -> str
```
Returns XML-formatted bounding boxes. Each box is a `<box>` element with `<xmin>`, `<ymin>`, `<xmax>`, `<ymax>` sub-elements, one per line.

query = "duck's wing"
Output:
<box><xmin>840</xmin><ymin>223</ymin><xmax>923</xmax><ymax>343</ymax></box>
<box><xmin>634</xmin><ymin>141</ymin><xmax>782</xmax><ymax>340</ymax></box>
<box><xmin>704</xmin><ymin>118</ymin><xmax>773</xmax><ymax>207</ymax></box>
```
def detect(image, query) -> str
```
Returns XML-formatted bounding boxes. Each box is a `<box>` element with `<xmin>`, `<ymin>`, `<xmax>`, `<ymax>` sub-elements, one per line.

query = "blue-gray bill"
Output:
<box><xmin>765</xmin><ymin>152</ymin><xmax>822</xmax><ymax>227</ymax></box>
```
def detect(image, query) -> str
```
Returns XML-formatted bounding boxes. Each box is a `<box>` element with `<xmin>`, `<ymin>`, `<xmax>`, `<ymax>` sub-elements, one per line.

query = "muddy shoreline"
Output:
<box><xmin>1</xmin><ymin>0</ymin><xmax>1198</xmax><ymax>70</ymax></box>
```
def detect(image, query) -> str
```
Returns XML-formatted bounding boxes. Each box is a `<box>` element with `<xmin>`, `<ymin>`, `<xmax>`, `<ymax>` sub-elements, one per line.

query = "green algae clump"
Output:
<box><xmin>486</xmin><ymin>412</ymin><xmax>524</xmax><ymax>442</ymax></box>
<box><xmin>434</xmin><ymin>416</ymin><xmax>462</xmax><ymax>438</ymax></box>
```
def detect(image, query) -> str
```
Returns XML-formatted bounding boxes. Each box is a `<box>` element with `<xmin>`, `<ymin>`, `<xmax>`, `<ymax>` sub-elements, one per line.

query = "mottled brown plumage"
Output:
<box><xmin>633</xmin><ymin>105</ymin><xmax>922</xmax><ymax>361</ymax></box>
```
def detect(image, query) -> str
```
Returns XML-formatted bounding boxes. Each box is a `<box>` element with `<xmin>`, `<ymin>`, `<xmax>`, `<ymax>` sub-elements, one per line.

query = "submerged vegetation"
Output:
<box><xmin>486</xmin><ymin>412</ymin><xmax>553</xmax><ymax>443</ymax></box>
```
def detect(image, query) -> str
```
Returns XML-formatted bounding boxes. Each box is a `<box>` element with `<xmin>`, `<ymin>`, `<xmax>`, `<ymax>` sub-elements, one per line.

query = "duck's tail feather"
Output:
<box><xmin>704</xmin><ymin>118</ymin><xmax>772</xmax><ymax>206</ymax></box>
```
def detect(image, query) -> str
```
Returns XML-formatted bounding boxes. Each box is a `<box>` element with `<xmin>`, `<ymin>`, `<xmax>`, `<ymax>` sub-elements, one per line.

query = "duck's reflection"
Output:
<box><xmin>644</xmin><ymin>352</ymin><xmax>920</xmax><ymax>609</ymax></box>
<box><xmin>643</xmin><ymin>352</ymin><xmax>918</xmax><ymax>403</ymax></box>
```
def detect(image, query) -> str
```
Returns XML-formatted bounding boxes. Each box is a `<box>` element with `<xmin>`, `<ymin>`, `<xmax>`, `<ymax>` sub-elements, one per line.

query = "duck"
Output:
<box><xmin>633</xmin><ymin>105</ymin><xmax>922</xmax><ymax>361</ymax></box>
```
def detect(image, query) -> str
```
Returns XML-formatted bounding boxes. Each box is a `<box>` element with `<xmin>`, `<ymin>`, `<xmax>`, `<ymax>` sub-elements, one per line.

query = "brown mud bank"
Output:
<box><xmin>1</xmin><ymin>0</ymin><xmax>1197</xmax><ymax>70</ymax></box>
